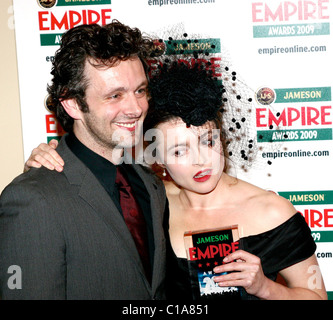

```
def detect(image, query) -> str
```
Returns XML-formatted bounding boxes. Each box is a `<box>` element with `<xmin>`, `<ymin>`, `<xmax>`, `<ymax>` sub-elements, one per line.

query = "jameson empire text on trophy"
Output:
<box><xmin>184</xmin><ymin>225</ymin><xmax>241</xmax><ymax>300</ymax></box>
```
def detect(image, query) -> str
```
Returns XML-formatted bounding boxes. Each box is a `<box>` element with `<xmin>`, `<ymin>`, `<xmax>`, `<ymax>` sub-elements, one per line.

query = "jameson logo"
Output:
<box><xmin>196</xmin><ymin>233</ymin><xmax>230</xmax><ymax>245</ymax></box>
<box><xmin>255</xmin><ymin>86</ymin><xmax>331</xmax><ymax>105</ymax></box>
<box><xmin>184</xmin><ymin>225</ymin><xmax>241</xmax><ymax>300</ymax></box>
<box><xmin>147</xmin><ymin>38</ymin><xmax>222</xmax><ymax>80</ymax></box>
<box><xmin>164</xmin><ymin>38</ymin><xmax>221</xmax><ymax>55</ymax></box>
<box><xmin>275</xmin><ymin>87</ymin><xmax>331</xmax><ymax>103</ymax></box>
<box><xmin>279</xmin><ymin>190</ymin><xmax>333</xmax><ymax>205</ymax></box>
<box><xmin>189</xmin><ymin>230</ymin><xmax>239</xmax><ymax>262</ymax></box>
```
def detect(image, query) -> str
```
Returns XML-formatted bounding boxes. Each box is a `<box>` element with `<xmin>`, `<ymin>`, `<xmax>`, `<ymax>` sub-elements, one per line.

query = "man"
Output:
<box><xmin>0</xmin><ymin>21</ymin><xmax>168</xmax><ymax>299</ymax></box>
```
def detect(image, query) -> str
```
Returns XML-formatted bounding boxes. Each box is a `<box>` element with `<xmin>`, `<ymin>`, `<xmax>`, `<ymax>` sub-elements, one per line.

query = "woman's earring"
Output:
<box><xmin>162</xmin><ymin>169</ymin><xmax>167</xmax><ymax>177</ymax></box>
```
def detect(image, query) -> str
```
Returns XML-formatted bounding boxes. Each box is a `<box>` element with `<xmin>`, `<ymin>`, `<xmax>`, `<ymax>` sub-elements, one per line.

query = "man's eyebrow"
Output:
<box><xmin>103</xmin><ymin>87</ymin><xmax>126</xmax><ymax>98</ymax></box>
<box><xmin>103</xmin><ymin>80</ymin><xmax>148</xmax><ymax>98</ymax></box>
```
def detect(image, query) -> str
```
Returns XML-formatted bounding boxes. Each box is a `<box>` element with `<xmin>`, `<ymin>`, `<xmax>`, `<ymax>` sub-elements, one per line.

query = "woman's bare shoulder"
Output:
<box><xmin>235</xmin><ymin>179</ymin><xmax>297</xmax><ymax>235</ymax></box>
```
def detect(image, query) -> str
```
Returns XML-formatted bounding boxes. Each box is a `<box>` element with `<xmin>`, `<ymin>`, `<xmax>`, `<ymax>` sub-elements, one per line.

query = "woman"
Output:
<box><xmin>25</xmin><ymin>61</ymin><xmax>327</xmax><ymax>300</ymax></box>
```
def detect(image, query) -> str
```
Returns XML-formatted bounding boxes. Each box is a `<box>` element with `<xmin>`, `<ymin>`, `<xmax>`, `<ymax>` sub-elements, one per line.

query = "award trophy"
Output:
<box><xmin>184</xmin><ymin>225</ymin><xmax>241</xmax><ymax>300</ymax></box>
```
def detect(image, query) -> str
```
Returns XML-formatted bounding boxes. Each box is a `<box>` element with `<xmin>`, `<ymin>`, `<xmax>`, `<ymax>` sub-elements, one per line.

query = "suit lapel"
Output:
<box><xmin>57</xmin><ymin>136</ymin><xmax>149</xmax><ymax>283</ymax></box>
<box><xmin>132</xmin><ymin>164</ymin><xmax>166</xmax><ymax>292</ymax></box>
<box><xmin>78</xmin><ymin>171</ymin><xmax>140</xmax><ymax>257</ymax></box>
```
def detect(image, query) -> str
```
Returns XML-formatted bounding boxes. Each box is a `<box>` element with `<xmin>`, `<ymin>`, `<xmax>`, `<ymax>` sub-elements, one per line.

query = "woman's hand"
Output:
<box><xmin>213</xmin><ymin>250</ymin><xmax>271</xmax><ymax>299</ymax></box>
<box><xmin>24</xmin><ymin>139</ymin><xmax>64</xmax><ymax>172</ymax></box>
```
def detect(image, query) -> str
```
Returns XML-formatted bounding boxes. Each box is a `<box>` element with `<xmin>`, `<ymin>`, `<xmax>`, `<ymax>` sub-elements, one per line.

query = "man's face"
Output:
<box><xmin>74</xmin><ymin>57</ymin><xmax>149</xmax><ymax>155</ymax></box>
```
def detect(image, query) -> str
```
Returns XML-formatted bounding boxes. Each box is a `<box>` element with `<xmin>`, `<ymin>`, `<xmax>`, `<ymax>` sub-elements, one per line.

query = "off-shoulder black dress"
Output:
<box><xmin>165</xmin><ymin>212</ymin><xmax>316</xmax><ymax>300</ymax></box>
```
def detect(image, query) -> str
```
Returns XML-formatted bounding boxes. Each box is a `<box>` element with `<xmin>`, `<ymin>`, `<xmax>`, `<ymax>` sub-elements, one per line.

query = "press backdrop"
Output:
<box><xmin>12</xmin><ymin>0</ymin><xmax>333</xmax><ymax>298</ymax></box>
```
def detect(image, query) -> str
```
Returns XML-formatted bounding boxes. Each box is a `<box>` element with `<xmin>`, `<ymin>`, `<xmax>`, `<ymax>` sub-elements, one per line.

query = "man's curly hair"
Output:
<box><xmin>47</xmin><ymin>20</ymin><xmax>155</xmax><ymax>132</ymax></box>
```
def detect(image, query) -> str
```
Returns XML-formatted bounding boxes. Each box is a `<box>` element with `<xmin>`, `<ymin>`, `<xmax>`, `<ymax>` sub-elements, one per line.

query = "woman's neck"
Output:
<box><xmin>178</xmin><ymin>173</ymin><xmax>236</xmax><ymax>211</ymax></box>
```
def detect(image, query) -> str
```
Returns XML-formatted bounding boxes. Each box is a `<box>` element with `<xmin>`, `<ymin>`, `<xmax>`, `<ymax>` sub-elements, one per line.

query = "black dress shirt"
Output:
<box><xmin>66</xmin><ymin>132</ymin><xmax>155</xmax><ymax>272</ymax></box>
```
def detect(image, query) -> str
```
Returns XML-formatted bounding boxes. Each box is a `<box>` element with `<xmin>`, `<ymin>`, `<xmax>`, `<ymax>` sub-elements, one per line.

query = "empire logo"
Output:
<box><xmin>252</xmin><ymin>0</ymin><xmax>329</xmax><ymax>22</ymax></box>
<box><xmin>38</xmin><ymin>8</ymin><xmax>112</xmax><ymax>46</ymax></box>
<box><xmin>252</xmin><ymin>0</ymin><xmax>330</xmax><ymax>38</ymax></box>
<box><xmin>256</xmin><ymin>105</ymin><xmax>332</xmax><ymax>128</ymax></box>
<box><xmin>37</xmin><ymin>0</ymin><xmax>112</xmax><ymax>46</ymax></box>
<box><xmin>39</xmin><ymin>9</ymin><xmax>112</xmax><ymax>31</ymax></box>
<box><xmin>300</xmin><ymin>208</ymin><xmax>333</xmax><ymax>228</ymax></box>
<box><xmin>45</xmin><ymin>95</ymin><xmax>65</xmax><ymax>137</ymax></box>
<box><xmin>255</xmin><ymin>86</ymin><xmax>332</xmax><ymax>142</ymax></box>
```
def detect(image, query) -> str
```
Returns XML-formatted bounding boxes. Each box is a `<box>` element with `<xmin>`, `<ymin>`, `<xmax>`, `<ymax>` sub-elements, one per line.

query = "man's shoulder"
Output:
<box><xmin>2</xmin><ymin>135</ymin><xmax>84</xmax><ymax>198</ymax></box>
<box><xmin>1</xmin><ymin>167</ymin><xmax>68</xmax><ymax>201</ymax></box>
<box><xmin>21</xmin><ymin>165</ymin><xmax>67</xmax><ymax>184</ymax></box>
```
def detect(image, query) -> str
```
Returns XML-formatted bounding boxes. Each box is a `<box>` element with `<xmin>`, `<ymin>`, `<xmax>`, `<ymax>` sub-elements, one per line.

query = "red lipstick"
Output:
<box><xmin>193</xmin><ymin>169</ymin><xmax>212</xmax><ymax>182</ymax></box>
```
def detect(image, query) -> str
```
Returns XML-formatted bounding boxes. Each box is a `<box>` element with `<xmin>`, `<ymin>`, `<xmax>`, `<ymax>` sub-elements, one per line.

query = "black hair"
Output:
<box><xmin>145</xmin><ymin>61</ymin><xmax>224</xmax><ymax>130</ymax></box>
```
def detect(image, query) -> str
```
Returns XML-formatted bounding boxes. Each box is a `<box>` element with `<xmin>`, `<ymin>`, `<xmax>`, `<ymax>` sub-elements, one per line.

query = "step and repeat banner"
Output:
<box><xmin>13</xmin><ymin>0</ymin><xmax>333</xmax><ymax>298</ymax></box>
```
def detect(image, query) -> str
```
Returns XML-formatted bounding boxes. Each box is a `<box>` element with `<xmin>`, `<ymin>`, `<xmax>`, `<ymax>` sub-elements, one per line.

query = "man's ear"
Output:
<box><xmin>61</xmin><ymin>99</ymin><xmax>81</xmax><ymax>120</ymax></box>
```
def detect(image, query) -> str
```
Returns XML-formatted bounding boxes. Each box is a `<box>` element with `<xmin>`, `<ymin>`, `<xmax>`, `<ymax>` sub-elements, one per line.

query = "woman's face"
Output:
<box><xmin>155</xmin><ymin>118</ymin><xmax>225</xmax><ymax>194</ymax></box>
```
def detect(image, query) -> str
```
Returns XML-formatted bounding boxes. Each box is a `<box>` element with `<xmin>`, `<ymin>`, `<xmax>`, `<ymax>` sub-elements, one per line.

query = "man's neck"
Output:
<box><xmin>73</xmin><ymin>129</ymin><xmax>124</xmax><ymax>165</ymax></box>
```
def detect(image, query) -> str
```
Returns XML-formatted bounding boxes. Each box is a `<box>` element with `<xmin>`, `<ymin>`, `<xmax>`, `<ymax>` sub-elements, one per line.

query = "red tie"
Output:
<box><xmin>115</xmin><ymin>166</ymin><xmax>151</xmax><ymax>282</ymax></box>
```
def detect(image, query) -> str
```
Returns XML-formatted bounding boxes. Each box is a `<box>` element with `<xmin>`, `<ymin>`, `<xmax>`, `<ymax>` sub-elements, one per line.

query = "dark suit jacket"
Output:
<box><xmin>0</xmin><ymin>137</ymin><xmax>167</xmax><ymax>299</ymax></box>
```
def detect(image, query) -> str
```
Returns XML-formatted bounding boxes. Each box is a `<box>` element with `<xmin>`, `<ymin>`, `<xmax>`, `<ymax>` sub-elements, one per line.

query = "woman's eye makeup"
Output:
<box><xmin>173</xmin><ymin>147</ymin><xmax>187</xmax><ymax>157</ymax></box>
